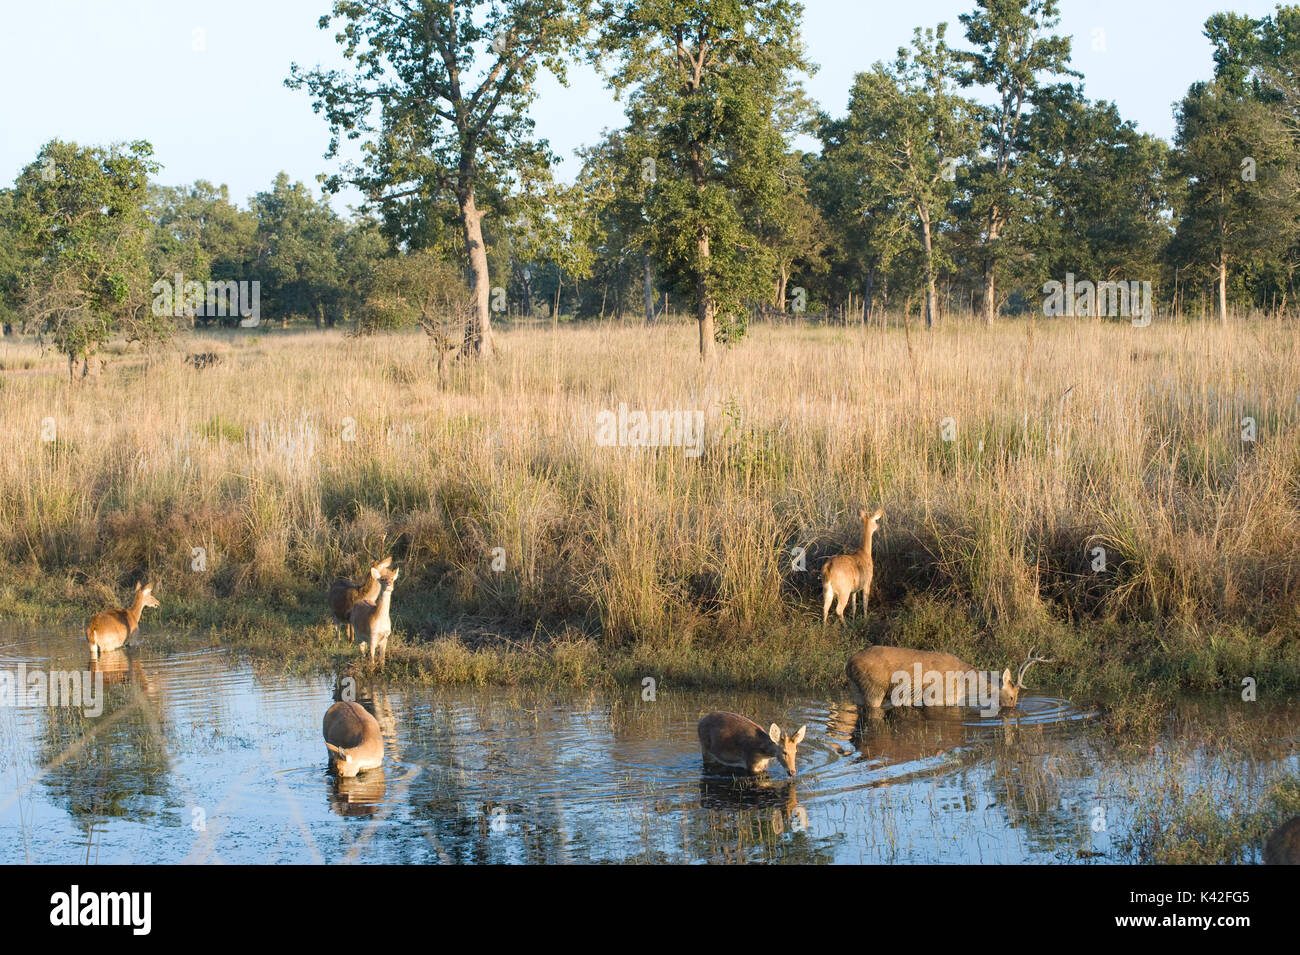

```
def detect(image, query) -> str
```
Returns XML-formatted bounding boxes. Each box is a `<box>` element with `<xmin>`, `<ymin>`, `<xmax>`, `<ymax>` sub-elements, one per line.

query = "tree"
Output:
<box><xmin>362</xmin><ymin>251</ymin><xmax>475</xmax><ymax>386</ymax></box>
<box><xmin>1026</xmin><ymin>88</ymin><xmax>1170</xmax><ymax>298</ymax></box>
<box><xmin>248</xmin><ymin>173</ymin><xmax>343</xmax><ymax>327</ymax></box>
<box><xmin>289</xmin><ymin>0</ymin><xmax>593</xmax><ymax>359</ymax></box>
<box><xmin>1169</xmin><ymin>80</ymin><xmax>1299</xmax><ymax>322</ymax></box>
<box><xmin>147</xmin><ymin>180</ymin><xmax>256</xmax><ymax>326</ymax></box>
<box><xmin>574</xmin><ymin>129</ymin><xmax>661</xmax><ymax>322</ymax></box>
<box><xmin>10</xmin><ymin>140</ymin><xmax>160</xmax><ymax>376</ymax></box>
<box><xmin>598</xmin><ymin>0</ymin><xmax>812</xmax><ymax>359</ymax></box>
<box><xmin>827</xmin><ymin>25</ymin><xmax>977</xmax><ymax>327</ymax></box>
<box><xmin>957</xmin><ymin>0</ymin><xmax>1077</xmax><ymax>324</ymax></box>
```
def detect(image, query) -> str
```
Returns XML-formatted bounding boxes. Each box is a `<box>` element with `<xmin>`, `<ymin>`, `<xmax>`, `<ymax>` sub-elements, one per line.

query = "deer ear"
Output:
<box><xmin>371</xmin><ymin>567</ymin><xmax>381</xmax><ymax>580</ymax></box>
<box><xmin>392</xmin><ymin>568</ymin><xmax>400</xmax><ymax>580</ymax></box>
<box><xmin>1002</xmin><ymin>667</ymin><xmax>1013</xmax><ymax>687</ymax></box>
<box><xmin>135</xmin><ymin>581</ymin><xmax>142</xmax><ymax>591</ymax></box>
<box><xmin>792</xmin><ymin>725</ymin><xmax>806</xmax><ymax>744</ymax></box>
<box><xmin>768</xmin><ymin>723</ymin><xmax>781</xmax><ymax>744</ymax></box>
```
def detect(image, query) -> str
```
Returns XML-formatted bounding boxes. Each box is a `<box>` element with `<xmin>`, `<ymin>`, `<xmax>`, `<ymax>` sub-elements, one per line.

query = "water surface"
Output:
<box><xmin>1</xmin><ymin>627</ymin><xmax>1294</xmax><ymax>863</ymax></box>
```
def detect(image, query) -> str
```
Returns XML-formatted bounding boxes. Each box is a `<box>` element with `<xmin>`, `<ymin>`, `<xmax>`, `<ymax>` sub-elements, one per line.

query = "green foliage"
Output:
<box><xmin>598</xmin><ymin>0</ymin><xmax>812</xmax><ymax>352</ymax></box>
<box><xmin>9</xmin><ymin>139</ymin><xmax>161</xmax><ymax>370</ymax></box>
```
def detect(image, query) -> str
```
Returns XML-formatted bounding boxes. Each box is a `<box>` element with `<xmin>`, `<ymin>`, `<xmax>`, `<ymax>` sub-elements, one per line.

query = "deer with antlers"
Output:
<box><xmin>846</xmin><ymin>645</ymin><xmax>1055</xmax><ymax>712</ymax></box>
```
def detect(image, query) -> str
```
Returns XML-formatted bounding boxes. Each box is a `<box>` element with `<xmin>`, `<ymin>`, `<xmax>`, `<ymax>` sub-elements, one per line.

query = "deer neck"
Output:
<box><xmin>856</xmin><ymin>521</ymin><xmax>876</xmax><ymax>566</ymax></box>
<box><xmin>374</xmin><ymin>585</ymin><xmax>393</xmax><ymax>628</ymax></box>
<box><xmin>125</xmin><ymin>591</ymin><xmax>146</xmax><ymax>632</ymax></box>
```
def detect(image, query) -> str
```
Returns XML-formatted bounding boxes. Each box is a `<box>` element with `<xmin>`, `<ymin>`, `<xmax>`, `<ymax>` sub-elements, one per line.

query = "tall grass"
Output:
<box><xmin>2</xmin><ymin>315</ymin><xmax>1298</xmax><ymax>692</ymax></box>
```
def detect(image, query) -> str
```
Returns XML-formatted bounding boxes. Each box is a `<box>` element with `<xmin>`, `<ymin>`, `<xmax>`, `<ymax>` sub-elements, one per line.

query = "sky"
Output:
<box><xmin>0</xmin><ymin>0</ymin><xmax>1286</xmax><ymax>213</ymax></box>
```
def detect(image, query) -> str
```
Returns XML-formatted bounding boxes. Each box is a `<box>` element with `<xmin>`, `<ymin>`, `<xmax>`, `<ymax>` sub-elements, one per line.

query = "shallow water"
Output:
<box><xmin>1</xmin><ymin>627</ymin><xmax>1295</xmax><ymax>864</ymax></box>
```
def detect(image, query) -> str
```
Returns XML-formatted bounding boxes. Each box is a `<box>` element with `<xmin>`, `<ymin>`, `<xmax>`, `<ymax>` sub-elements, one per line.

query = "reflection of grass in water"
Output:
<box><xmin>1120</xmin><ymin>758</ymin><xmax>1300</xmax><ymax>864</ymax></box>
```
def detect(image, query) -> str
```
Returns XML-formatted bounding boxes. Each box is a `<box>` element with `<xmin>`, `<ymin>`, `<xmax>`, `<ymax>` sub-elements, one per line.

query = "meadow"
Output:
<box><xmin>1</xmin><ymin>314</ymin><xmax>1298</xmax><ymax>708</ymax></box>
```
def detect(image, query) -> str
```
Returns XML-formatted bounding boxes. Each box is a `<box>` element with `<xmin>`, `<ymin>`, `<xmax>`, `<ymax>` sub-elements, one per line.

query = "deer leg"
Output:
<box><xmin>822</xmin><ymin>584</ymin><xmax>834</xmax><ymax>626</ymax></box>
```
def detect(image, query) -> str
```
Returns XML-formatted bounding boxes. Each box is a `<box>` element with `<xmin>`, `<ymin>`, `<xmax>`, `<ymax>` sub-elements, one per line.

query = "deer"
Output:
<box><xmin>328</xmin><ymin>556</ymin><xmax>392</xmax><ymax>640</ymax></box>
<box><xmin>821</xmin><ymin>508</ymin><xmax>883</xmax><ymax>625</ymax></box>
<box><xmin>1264</xmin><ymin>816</ymin><xmax>1300</xmax><ymax>865</ymax></box>
<box><xmin>85</xmin><ymin>582</ymin><xmax>159</xmax><ymax>657</ymax></box>
<box><xmin>322</xmin><ymin>701</ymin><xmax>384</xmax><ymax>778</ymax></box>
<box><xmin>846</xmin><ymin>645</ymin><xmax>1055</xmax><ymax>712</ymax></box>
<box><xmin>697</xmin><ymin>711</ymin><xmax>807</xmax><ymax>776</ymax></box>
<box><xmin>350</xmin><ymin>565</ymin><xmax>398</xmax><ymax>665</ymax></box>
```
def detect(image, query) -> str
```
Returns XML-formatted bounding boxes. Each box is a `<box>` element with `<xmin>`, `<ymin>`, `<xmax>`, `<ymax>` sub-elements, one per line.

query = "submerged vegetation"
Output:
<box><xmin>1</xmin><ymin>317</ymin><xmax>1298</xmax><ymax>706</ymax></box>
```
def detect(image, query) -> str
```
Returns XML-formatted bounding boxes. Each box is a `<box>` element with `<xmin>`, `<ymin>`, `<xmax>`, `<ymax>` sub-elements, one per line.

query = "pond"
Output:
<box><xmin>1</xmin><ymin>627</ymin><xmax>1295</xmax><ymax>863</ymax></box>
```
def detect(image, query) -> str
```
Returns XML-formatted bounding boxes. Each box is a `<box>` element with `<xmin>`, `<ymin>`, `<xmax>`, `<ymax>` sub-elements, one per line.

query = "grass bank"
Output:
<box><xmin>2</xmin><ymin>317</ymin><xmax>1299</xmax><ymax>705</ymax></box>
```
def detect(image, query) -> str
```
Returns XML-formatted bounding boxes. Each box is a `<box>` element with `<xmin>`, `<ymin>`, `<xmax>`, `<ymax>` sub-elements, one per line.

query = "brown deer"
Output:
<box><xmin>821</xmin><ymin>508</ymin><xmax>882</xmax><ymax>625</ymax></box>
<box><xmin>1264</xmin><ymin>816</ymin><xmax>1300</xmax><ymax>864</ymax></box>
<box><xmin>85</xmin><ymin>582</ymin><xmax>160</xmax><ymax>657</ymax></box>
<box><xmin>328</xmin><ymin>556</ymin><xmax>392</xmax><ymax>639</ymax></box>
<box><xmin>846</xmin><ymin>645</ymin><xmax>1054</xmax><ymax>712</ymax></box>
<box><xmin>697</xmin><ymin>711</ymin><xmax>806</xmax><ymax>776</ymax></box>
<box><xmin>350</xmin><ymin>565</ymin><xmax>398</xmax><ymax>665</ymax></box>
<box><xmin>322</xmin><ymin>700</ymin><xmax>384</xmax><ymax>778</ymax></box>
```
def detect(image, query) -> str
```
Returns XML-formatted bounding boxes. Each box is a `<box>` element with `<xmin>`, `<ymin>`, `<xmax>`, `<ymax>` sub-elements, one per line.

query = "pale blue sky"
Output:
<box><xmin>0</xmin><ymin>1</ymin><xmax>1284</xmax><ymax>213</ymax></box>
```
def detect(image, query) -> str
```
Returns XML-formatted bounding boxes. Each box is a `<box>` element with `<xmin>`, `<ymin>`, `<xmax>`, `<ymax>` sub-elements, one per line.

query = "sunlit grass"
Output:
<box><xmin>1</xmin><ymin>314</ymin><xmax>1298</xmax><ymax>693</ymax></box>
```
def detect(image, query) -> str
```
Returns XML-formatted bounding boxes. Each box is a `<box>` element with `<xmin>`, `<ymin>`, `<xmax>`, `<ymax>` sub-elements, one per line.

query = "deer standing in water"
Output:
<box><xmin>846</xmin><ymin>645</ymin><xmax>1054</xmax><ymax>711</ymax></box>
<box><xmin>822</xmin><ymin>508</ymin><xmax>882</xmax><ymax>625</ymax></box>
<box><xmin>697</xmin><ymin>711</ymin><xmax>806</xmax><ymax>776</ymax></box>
<box><xmin>350</xmin><ymin>565</ymin><xmax>398</xmax><ymax>665</ymax></box>
<box><xmin>322</xmin><ymin>701</ymin><xmax>384</xmax><ymax>777</ymax></box>
<box><xmin>85</xmin><ymin>582</ymin><xmax>159</xmax><ymax>657</ymax></box>
<box><xmin>328</xmin><ymin>556</ymin><xmax>392</xmax><ymax>639</ymax></box>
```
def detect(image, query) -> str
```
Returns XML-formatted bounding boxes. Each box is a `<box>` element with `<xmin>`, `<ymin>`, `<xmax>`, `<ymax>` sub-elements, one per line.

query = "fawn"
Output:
<box><xmin>846</xmin><ymin>645</ymin><xmax>1054</xmax><ymax>711</ymax></box>
<box><xmin>85</xmin><ymin>582</ymin><xmax>159</xmax><ymax>657</ymax></box>
<box><xmin>697</xmin><ymin>711</ymin><xmax>806</xmax><ymax>776</ymax></box>
<box><xmin>328</xmin><ymin>556</ymin><xmax>392</xmax><ymax>639</ymax></box>
<box><xmin>322</xmin><ymin>701</ymin><xmax>384</xmax><ymax>778</ymax></box>
<box><xmin>821</xmin><ymin>508</ymin><xmax>882</xmax><ymax>625</ymax></box>
<box><xmin>350</xmin><ymin>565</ymin><xmax>398</xmax><ymax>664</ymax></box>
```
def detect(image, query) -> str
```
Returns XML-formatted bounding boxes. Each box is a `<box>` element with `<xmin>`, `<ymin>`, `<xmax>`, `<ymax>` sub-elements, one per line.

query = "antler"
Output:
<box><xmin>1016</xmin><ymin>648</ymin><xmax>1056</xmax><ymax>688</ymax></box>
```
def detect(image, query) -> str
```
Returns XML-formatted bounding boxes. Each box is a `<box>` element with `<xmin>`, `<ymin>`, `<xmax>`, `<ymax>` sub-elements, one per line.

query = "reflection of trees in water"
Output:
<box><xmin>36</xmin><ymin>652</ymin><xmax>176</xmax><ymax>827</ymax></box>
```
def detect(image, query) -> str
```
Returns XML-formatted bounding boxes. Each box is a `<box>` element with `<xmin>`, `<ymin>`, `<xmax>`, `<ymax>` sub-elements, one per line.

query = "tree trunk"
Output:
<box><xmin>982</xmin><ymin>208</ymin><xmax>1000</xmax><ymax>326</ymax></box>
<box><xmin>642</xmin><ymin>252</ymin><xmax>655</xmax><ymax>324</ymax></box>
<box><xmin>459</xmin><ymin>187</ymin><xmax>494</xmax><ymax>358</ymax></box>
<box><xmin>920</xmin><ymin>213</ymin><xmax>937</xmax><ymax>329</ymax></box>
<box><xmin>1217</xmin><ymin>251</ymin><xmax>1228</xmax><ymax>325</ymax></box>
<box><xmin>695</xmin><ymin>231</ymin><xmax>716</xmax><ymax>361</ymax></box>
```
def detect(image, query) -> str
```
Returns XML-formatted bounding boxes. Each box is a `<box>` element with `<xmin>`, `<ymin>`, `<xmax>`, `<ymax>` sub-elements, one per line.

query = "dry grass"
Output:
<box><xmin>1</xmin><ymin>315</ymin><xmax>1298</xmax><ymax>691</ymax></box>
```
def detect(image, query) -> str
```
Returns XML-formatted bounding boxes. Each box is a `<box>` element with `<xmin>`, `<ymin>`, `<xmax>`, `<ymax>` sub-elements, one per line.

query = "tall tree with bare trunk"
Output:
<box><xmin>597</xmin><ymin>0</ymin><xmax>810</xmax><ymax>360</ymax></box>
<box><xmin>289</xmin><ymin>0</ymin><xmax>593</xmax><ymax>359</ymax></box>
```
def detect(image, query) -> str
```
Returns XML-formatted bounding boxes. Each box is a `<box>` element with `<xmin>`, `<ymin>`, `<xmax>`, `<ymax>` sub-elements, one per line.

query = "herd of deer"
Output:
<box><xmin>80</xmin><ymin>505</ymin><xmax>1300</xmax><ymax>862</ymax></box>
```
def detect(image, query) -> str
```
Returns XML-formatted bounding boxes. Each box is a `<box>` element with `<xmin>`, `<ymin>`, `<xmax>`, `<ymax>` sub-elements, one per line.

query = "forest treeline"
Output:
<box><xmin>2</xmin><ymin>1</ymin><xmax>1299</xmax><ymax>370</ymax></box>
